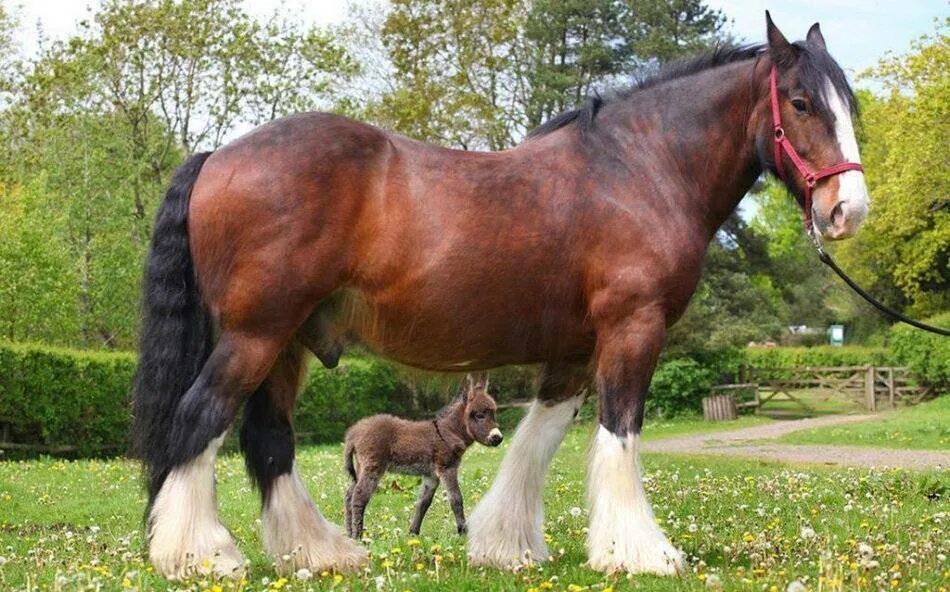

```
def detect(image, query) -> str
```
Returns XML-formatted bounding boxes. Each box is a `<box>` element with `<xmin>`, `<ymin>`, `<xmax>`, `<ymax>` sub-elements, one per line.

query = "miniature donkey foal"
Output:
<box><xmin>344</xmin><ymin>375</ymin><xmax>503</xmax><ymax>539</ymax></box>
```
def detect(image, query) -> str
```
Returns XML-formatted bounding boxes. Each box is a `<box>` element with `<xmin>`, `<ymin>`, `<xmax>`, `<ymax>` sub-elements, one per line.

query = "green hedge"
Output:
<box><xmin>743</xmin><ymin>346</ymin><xmax>896</xmax><ymax>370</ymax></box>
<box><xmin>889</xmin><ymin>312</ymin><xmax>950</xmax><ymax>388</ymax></box>
<box><xmin>0</xmin><ymin>342</ymin><xmax>136</xmax><ymax>456</ymax></box>
<box><xmin>0</xmin><ymin>341</ymin><xmax>407</xmax><ymax>457</ymax></box>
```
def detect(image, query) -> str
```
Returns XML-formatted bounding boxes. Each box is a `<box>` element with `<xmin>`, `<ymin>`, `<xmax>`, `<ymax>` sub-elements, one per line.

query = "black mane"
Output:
<box><xmin>528</xmin><ymin>41</ymin><xmax>857</xmax><ymax>139</ymax></box>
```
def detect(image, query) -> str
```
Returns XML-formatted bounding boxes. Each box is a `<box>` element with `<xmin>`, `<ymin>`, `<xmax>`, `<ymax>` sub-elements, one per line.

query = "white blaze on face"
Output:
<box><xmin>823</xmin><ymin>78</ymin><xmax>870</xmax><ymax>222</ymax></box>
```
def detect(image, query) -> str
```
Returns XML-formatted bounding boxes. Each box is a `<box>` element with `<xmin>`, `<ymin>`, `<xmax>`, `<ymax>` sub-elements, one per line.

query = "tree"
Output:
<box><xmin>0</xmin><ymin>0</ymin><xmax>357</xmax><ymax>347</ymax></box>
<box><xmin>835</xmin><ymin>22</ymin><xmax>949</xmax><ymax>317</ymax></box>
<box><xmin>359</xmin><ymin>0</ymin><xmax>729</xmax><ymax>149</ymax></box>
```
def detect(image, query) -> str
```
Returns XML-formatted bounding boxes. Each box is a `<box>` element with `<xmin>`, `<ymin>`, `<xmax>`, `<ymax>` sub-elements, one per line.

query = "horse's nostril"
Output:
<box><xmin>831</xmin><ymin>201</ymin><xmax>846</xmax><ymax>227</ymax></box>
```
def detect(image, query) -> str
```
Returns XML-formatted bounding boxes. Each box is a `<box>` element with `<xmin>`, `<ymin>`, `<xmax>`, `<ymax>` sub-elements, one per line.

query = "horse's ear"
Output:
<box><xmin>765</xmin><ymin>11</ymin><xmax>795</xmax><ymax>68</ymax></box>
<box><xmin>806</xmin><ymin>23</ymin><xmax>826</xmax><ymax>50</ymax></box>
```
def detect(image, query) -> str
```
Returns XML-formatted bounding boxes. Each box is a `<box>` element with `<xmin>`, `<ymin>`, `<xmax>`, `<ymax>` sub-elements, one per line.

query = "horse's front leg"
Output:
<box><xmin>438</xmin><ymin>467</ymin><xmax>467</xmax><ymax>535</ymax></box>
<box><xmin>468</xmin><ymin>364</ymin><xmax>587</xmax><ymax>568</ymax></box>
<box><xmin>588</xmin><ymin>307</ymin><xmax>683</xmax><ymax>575</ymax></box>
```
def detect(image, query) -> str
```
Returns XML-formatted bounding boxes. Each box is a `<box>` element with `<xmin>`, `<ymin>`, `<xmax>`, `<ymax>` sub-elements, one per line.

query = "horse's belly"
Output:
<box><xmin>323</xmin><ymin>287</ymin><xmax>593</xmax><ymax>371</ymax></box>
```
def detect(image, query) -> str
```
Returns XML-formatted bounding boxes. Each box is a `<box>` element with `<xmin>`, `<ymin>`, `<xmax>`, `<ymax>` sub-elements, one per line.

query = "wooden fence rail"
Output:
<box><xmin>711</xmin><ymin>365</ymin><xmax>929</xmax><ymax>413</ymax></box>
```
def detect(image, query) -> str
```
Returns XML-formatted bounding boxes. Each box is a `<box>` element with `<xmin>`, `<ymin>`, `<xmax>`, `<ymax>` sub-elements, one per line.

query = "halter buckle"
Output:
<box><xmin>805</xmin><ymin>174</ymin><xmax>817</xmax><ymax>188</ymax></box>
<box><xmin>773</xmin><ymin>126</ymin><xmax>784</xmax><ymax>140</ymax></box>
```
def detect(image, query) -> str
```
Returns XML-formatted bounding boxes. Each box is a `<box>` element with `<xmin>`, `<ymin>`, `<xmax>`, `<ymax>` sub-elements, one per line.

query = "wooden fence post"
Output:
<box><xmin>864</xmin><ymin>365</ymin><xmax>876</xmax><ymax>412</ymax></box>
<box><xmin>887</xmin><ymin>367</ymin><xmax>895</xmax><ymax>408</ymax></box>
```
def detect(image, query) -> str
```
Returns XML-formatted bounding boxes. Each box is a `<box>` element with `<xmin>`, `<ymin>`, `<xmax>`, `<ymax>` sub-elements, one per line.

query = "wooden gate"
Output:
<box><xmin>711</xmin><ymin>365</ymin><xmax>929</xmax><ymax>414</ymax></box>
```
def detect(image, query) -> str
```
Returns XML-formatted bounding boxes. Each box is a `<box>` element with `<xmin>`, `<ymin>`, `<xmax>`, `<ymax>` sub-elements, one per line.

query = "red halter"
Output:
<box><xmin>769</xmin><ymin>66</ymin><xmax>863</xmax><ymax>232</ymax></box>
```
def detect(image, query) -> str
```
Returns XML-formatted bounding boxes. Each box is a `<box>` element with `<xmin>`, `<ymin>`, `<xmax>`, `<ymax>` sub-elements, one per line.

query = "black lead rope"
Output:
<box><xmin>812</xmin><ymin>238</ymin><xmax>950</xmax><ymax>336</ymax></box>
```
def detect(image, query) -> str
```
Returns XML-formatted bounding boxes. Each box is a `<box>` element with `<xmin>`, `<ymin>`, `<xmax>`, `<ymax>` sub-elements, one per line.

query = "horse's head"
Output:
<box><xmin>759</xmin><ymin>12</ymin><xmax>869</xmax><ymax>240</ymax></box>
<box><xmin>461</xmin><ymin>374</ymin><xmax>502</xmax><ymax>447</ymax></box>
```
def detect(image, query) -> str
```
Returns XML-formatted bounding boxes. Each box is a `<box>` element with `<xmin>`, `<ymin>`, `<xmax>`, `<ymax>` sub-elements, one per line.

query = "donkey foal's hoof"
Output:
<box><xmin>457</xmin><ymin>524</ymin><xmax>468</xmax><ymax>535</ymax></box>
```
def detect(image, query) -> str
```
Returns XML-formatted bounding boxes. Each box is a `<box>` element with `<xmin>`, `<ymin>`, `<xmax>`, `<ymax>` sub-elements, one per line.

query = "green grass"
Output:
<box><xmin>778</xmin><ymin>395</ymin><xmax>950</xmax><ymax>450</ymax></box>
<box><xmin>1</xmin><ymin>421</ymin><xmax>947</xmax><ymax>591</ymax></box>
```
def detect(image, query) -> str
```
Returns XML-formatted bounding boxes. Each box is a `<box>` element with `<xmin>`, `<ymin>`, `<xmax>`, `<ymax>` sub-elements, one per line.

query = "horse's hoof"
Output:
<box><xmin>150</xmin><ymin>537</ymin><xmax>247</xmax><ymax>581</ymax></box>
<box><xmin>587</xmin><ymin>531</ymin><xmax>683</xmax><ymax>575</ymax></box>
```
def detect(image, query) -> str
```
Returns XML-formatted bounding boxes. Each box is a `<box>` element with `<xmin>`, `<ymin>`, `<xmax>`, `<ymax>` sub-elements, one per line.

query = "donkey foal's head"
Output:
<box><xmin>461</xmin><ymin>375</ymin><xmax>502</xmax><ymax>447</ymax></box>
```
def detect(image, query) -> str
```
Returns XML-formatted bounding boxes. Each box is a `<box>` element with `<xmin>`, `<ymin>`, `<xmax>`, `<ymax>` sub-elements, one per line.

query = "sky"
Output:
<box><xmin>12</xmin><ymin>1</ymin><xmax>946</xmax><ymax>80</ymax></box>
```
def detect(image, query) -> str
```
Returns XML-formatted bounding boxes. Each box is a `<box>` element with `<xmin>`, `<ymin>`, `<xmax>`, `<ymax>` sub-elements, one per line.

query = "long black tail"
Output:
<box><xmin>132</xmin><ymin>151</ymin><xmax>213</xmax><ymax>504</ymax></box>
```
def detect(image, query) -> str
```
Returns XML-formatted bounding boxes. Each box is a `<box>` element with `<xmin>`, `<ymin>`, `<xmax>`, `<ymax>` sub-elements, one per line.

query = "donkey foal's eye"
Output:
<box><xmin>791</xmin><ymin>98</ymin><xmax>808</xmax><ymax>113</ymax></box>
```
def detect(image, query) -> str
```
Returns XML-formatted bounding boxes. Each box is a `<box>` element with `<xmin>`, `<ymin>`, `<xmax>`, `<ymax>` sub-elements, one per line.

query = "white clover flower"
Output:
<box><xmin>374</xmin><ymin>574</ymin><xmax>386</xmax><ymax>591</ymax></box>
<box><xmin>295</xmin><ymin>568</ymin><xmax>313</xmax><ymax>580</ymax></box>
<box><xmin>0</xmin><ymin>556</ymin><xmax>6</xmax><ymax>566</ymax></box>
<box><xmin>786</xmin><ymin>580</ymin><xmax>806</xmax><ymax>592</ymax></box>
<box><xmin>705</xmin><ymin>573</ymin><xmax>722</xmax><ymax>589</ymax></box>
<box><xmin>569</xmin><ymin>507</ymin><xmax>582</xmax><ymax>518</ymax></box>
<box><xmin>858</xmin><ymin>542</ymin><xmax>874</xmax><ymax>558</ymax></box>
<box><xmin>799</xmin><ymin>526</ymin><xmax>815</xmax><ymax>540</ymax></box>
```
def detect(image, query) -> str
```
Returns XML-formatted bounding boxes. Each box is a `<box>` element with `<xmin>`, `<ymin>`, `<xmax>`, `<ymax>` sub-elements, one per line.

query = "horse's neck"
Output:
<box><xmin>605</xmin><ymin>60</ymin><xmax>764</xmax><ymax>235</ymax></box>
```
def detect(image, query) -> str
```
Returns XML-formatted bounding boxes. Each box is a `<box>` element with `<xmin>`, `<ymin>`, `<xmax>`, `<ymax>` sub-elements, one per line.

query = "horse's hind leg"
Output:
<box><xmin>468</xmin><ymin>364</ymin><xmax>587</xmax><ymax>568</ymax></box>
<box><xmin>240</xmin><ymin>343</ymin><xmax>367</xmax><ymax>574</ymax></box>
<box><xmin>148</xmin><ymin>332</ymin><xmax>281</xmax><ymax>580</ymax></box>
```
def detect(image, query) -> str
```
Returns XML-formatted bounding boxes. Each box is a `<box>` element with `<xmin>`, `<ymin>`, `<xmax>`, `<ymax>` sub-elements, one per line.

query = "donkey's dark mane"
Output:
<box><xmin>528</xmin><ymin>41</ymin><xmax>857</xmax><ymax>139</ymax></box>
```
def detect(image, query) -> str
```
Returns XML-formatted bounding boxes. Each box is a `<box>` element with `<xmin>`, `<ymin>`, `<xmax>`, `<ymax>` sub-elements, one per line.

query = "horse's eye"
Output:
<box><xmin>473</xmin><ymin>411</ymin><xmax>485</xmax><ymax>420</ymax></box>
<box><xmin>791</xmin><ymin>98</ymin><xmax>808</xmax><ymax>113</ymax></box>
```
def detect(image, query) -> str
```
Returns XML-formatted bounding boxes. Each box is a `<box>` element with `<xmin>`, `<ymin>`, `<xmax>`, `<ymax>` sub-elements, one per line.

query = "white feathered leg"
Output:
<box><xmin>148</xmin><ymin>434</ymin><xmax>245</xmax><ymax>580</ymax></box>
<box><xmin>263</xmin><ymin>465</ymin><xmax>368</xmax><ymax>574</ymax></box>
<box><xmin>587</xmin><ymin>425</ymin><xmax>682</xmax><ymax>575</ymax></box>
<box><xmin>467</xmin><ymin>395</ymin><xmax>583</xmax><ymax>568</ymax></box>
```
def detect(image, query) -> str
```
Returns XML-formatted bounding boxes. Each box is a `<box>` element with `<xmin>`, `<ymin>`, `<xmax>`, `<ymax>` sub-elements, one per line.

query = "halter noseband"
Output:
<box><xmin>769</xmin><ymin>66</ymin><xmax>863</xmax><ymax>233</ymax></box>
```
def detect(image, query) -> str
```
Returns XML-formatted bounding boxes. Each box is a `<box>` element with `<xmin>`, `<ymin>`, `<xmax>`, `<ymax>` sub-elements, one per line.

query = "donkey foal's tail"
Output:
<box><xmin>344</xmin><ymin>439</ymin><xmax>357</xmax><ymax>481</ymax></box>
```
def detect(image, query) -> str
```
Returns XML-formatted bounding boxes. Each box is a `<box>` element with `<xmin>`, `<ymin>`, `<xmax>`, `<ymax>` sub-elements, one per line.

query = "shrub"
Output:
<box><xmin>889</xmin><ymin>312</ymin><xmax>950</xmax><ymax>389</ymax></box>
<box><xmin>647</xmin><ymin>358</ymin><xmax>718</xmax><ymax>418</ymax></box>
<box><xmin>0</xmin><ymin>342</ymin><xmax>136</xmax><ymax>457</ymax></box>
<box><xmin>743</xmin><ymin>346</ymin><xmax>895</xmax><ymax>372</ymax></box>
<box><xmin>294</xmin><ymin>357</ymin><xmax>404</xmax><ymax>444</ymax></box>
<box><xmin>0</xmin><ymin>342</ymin><xmax>411</xmax><ymax>457</ymax></box>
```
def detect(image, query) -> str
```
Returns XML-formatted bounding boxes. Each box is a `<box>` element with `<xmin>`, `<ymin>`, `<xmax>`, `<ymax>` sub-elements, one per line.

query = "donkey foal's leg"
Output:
<box><xmin>468</xmin><ymin>384</ymin><xmax>584</xmax><ymax>568</ymax></box>
<box><xmin>439</xmin><ymin>468</ymin><xmax>467</xmax><ymax>535</ymax></box>
<box><xmin>349</xmin><ymin>473</ymin><xmax>380</xmax><ymax>541</ymax></box>
<box><xmin>409</xmin><ymin>476</ymin><xmax>438</xmax><ymax>535</ymax></box>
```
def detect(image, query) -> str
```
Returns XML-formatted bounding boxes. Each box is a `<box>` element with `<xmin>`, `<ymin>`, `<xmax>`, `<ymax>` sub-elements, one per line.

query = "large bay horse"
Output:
<box><xmin>133</xmin><ymin>14</ymin><xmax>869</xmax><ymax>579</ymax></box>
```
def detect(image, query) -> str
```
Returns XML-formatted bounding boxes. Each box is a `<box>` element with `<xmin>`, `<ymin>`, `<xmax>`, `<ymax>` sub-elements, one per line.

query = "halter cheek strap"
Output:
<box><xmin>769</xmin><ymin>66</ymin><xmax>864</xmax><ymax>233</ymax></box>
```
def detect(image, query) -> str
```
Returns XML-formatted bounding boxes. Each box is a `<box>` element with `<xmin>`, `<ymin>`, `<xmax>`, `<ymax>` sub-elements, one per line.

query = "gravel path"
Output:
<box><xmin>644</xmin><ymin>414</ymin><xmax>950</xmax><ymax>470</ymax></box>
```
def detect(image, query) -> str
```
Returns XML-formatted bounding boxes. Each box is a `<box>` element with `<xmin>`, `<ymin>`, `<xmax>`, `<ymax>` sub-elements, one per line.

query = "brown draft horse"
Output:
<box><xmin>132</xmin><ymin>14</ymin><xmax>869</xmax><ymax>580</ymax></box>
